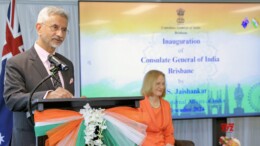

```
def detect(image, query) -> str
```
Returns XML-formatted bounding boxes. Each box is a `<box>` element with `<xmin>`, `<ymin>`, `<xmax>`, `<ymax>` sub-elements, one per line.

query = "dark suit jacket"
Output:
<box><xmin>4</xmin><ymin>47</ymin><xmax>74</xmax><ymax>146</ymax></box>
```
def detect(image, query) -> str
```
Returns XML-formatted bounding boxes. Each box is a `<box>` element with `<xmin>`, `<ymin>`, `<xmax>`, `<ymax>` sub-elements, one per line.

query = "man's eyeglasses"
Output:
<box><xmin>42</xmin><ymin>23</ymin><xmax>69</xmax><ymax>34</ymax></box>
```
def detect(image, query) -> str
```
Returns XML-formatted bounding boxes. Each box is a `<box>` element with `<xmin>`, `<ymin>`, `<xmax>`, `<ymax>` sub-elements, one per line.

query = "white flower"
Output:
<box><xmin>80</xmin><ymin>103</ymin><xmax>107</xmax><ymax>145</ymax></box>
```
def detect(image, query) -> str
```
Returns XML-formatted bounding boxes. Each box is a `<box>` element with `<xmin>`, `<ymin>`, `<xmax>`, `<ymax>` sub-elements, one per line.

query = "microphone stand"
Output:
<box><xmin>27</xmin><ymin>66</ymin><xmax>59</xmax><ymax>125</ymax></box>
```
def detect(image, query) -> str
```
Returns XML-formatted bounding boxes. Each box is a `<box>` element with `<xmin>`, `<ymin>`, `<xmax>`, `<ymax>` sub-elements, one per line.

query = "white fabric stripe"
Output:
<box><xmin>103</xmin><ymin>114</ymin><xmax>146</xmax><ymax>145</ymax></box>
<box><xmin>35</xmin><ymin>116</ymin><xmax>82</xmax><ymax>127</ymax></box>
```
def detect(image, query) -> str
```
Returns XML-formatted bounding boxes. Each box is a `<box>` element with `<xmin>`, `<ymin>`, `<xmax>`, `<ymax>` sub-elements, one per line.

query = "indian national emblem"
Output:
<box><xmin>176</xmin><ymin>8</ymin><xmax>185</xmax><ymax>24</ymax></box>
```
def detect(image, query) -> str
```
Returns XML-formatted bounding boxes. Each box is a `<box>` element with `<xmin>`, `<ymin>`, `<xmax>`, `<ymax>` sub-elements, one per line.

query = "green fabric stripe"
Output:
<box><xmin>34</xmin><ymin>123</ymin><xmax>62</xmax><ymax>137</ymax></box>
<box><xmin>76</xmin><ymin>120</ymin><xmax>86</xmax><ymax>146</ymax></box>
<box><xmin>104</xmin><ymin>120</ymin><xmax>136</xmax><ymax>146</ymax></box>
<box><xmin>102</xmin><ymin>129</ymin><xmax>119</xmax><ymax>146</ymax></box>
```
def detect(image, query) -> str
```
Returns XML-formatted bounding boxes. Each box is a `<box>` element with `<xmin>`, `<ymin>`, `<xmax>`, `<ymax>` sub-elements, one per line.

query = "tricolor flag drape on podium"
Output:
<box><xmin>0</xmin><ymin>0</ymin><xmax>24</xmax><ymax>145</ymax></box>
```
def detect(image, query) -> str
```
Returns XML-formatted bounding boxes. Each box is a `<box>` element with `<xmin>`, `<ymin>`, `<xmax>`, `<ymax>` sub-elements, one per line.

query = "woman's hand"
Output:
<box><xmin>166</xmin><ymin>143</ymin><xmax>173</xmax><ymax>146</ymax></box>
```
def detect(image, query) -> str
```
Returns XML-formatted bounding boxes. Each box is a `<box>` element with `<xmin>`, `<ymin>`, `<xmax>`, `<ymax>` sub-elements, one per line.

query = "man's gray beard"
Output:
<box><xmin>51</xmin><ymin>43</ymin><xmax>61</xmax><ymax>49</ymax></box>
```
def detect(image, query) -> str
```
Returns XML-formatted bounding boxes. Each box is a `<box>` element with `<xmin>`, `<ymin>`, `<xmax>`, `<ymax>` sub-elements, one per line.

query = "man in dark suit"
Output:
<box><xmin>4</xmin><ymin>6</ymin><xmax>74</xmax><ymax>146</ymax></box>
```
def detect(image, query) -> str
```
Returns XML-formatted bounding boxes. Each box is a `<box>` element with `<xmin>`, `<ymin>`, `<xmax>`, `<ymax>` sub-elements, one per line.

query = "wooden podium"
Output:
<box><xmin>31</xmin><ymin>96</ymin><xmax>144</xmax><ymax>146</ymax></box>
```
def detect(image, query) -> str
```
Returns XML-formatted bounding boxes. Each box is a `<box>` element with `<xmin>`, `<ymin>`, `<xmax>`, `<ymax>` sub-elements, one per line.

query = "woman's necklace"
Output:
<box><xmin>149</xmin><ymin>97</ymin><xmax>161</xmax><ymax>108</ymax></box>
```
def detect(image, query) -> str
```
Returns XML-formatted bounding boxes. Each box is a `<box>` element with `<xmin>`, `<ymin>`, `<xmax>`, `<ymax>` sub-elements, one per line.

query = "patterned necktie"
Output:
<box><xmin>50</xmin><ymin>63</ymin><xmax>62</xmax><ymax>89</ymax></box>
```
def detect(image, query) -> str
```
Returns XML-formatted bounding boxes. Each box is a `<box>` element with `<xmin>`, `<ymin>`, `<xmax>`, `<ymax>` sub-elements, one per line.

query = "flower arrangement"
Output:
<box><xmin>80</xmin><ymin>104</ymin><xmax>107</xmax><ymax>146</ymax></box>
<box><xmin>34</xmin><ymin>104</ymin><xmax>147</xmax><ymax>146</ymax></box>
<box><xmin>219</xmin><ymin>136</ymin><xmax>230</xmax><ymax>145</ymax></box>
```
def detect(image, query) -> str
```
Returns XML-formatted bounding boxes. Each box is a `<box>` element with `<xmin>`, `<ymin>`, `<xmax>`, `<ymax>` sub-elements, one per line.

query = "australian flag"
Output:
<box><xmin>0</xmin><ymin>0</ymin><xmax>24</xmax><ymax>145</ymax></box>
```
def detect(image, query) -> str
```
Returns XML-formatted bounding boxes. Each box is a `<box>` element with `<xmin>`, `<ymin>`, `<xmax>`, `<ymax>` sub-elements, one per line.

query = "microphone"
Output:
<box><xmin>27</xmin><ymin>55</ymin><xmax>68</xmax><ymax>124</ymax></box>
<box><xmin>48</xmin><ymin>55</ymin><xmax>69</xmax><ymax>71</ymax></box>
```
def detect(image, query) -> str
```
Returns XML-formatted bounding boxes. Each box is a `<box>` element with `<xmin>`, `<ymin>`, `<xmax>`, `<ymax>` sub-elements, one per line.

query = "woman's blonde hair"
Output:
<box><xmin>232</xmin><ymin>138</ymin><xmax>241</xmax><ymax>146</ymax></box>
<box><xmin>141</xmin><ymin>70</ymin><xmax>166</xmax><ymax>98</ymax></box>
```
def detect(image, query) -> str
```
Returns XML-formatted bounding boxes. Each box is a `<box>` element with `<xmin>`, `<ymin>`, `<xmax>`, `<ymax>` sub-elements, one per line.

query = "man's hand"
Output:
<box><xmin>46</xmin><ymin>87</ymin><xmax>73</xmax><ymax>99</ymax></box>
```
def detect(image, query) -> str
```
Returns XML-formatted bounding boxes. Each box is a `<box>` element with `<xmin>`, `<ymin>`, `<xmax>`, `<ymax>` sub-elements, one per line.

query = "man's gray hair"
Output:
<box><xmin>37</xmin><ymin>6</ymin><xmax>68</xmax><ymax>23</ymax></box>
